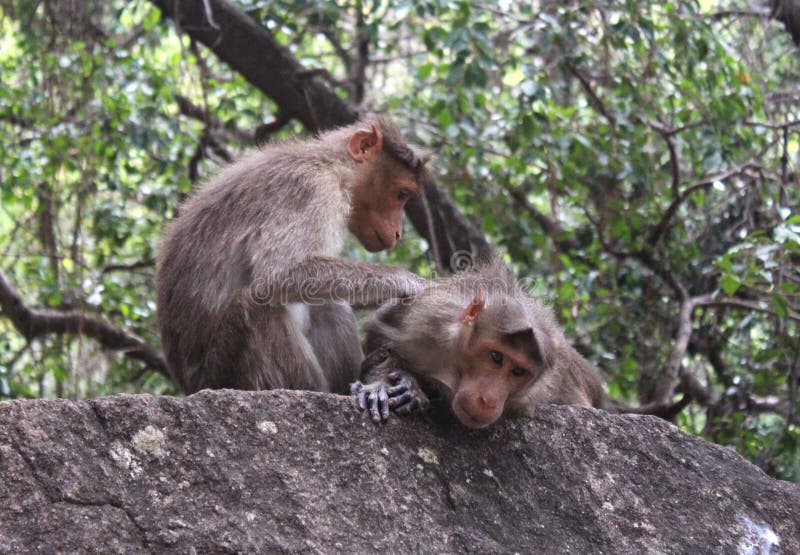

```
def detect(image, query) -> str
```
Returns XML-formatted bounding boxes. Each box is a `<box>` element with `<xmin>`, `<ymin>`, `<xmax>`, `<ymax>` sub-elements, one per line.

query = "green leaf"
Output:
<box><xmin>720</xmin><ymin>274</ymin><xmax>740</xmax><ymax>297</ymax></box>
<box><xmin>418</xmin><ymin>63</ymin><xmax>433</xmax><ymax>79</ymax></box>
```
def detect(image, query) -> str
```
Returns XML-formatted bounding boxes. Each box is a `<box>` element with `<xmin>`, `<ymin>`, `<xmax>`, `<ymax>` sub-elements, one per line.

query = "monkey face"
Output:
<box><xmin>347</xmin><ymin>159</ymin><xmax>420</xmax><ymax>252</ymax></box>
<box><xmin>450</xmin><ymin>335</ymin><xmax>540</xmax><ymax>429</ymax></box>
<box><xmin>450</xmin><ymin>292</ymin><xmax>548</xmax><ymax>429</ymax></box>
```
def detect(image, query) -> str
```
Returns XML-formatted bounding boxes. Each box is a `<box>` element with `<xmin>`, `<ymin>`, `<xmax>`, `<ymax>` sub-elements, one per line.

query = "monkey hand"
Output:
<box><xmin>386</xmin><ymin>370</ymin><xmax>430</xmax><ymax>415</ymax></box>
<box><xmin>350</xmin><ymin>370</ymin><xmax>429</xmax><ymax>424</ymax></box>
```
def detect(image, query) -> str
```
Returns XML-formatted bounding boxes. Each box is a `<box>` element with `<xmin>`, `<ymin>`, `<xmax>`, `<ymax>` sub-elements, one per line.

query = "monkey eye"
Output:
<box><xmin>397</xmin><ymin>189</ymin><xmax>412</xmax><ymax>201</ymax></box>
<box><xmin>511</xmin><ymin>367</ymin><xmax>528</xmax><ymax>378</ymax></box>
<box><xmin>489</xmin><ymin>350</ymin><xmax>503</xmax><ymax>365</ymax></box>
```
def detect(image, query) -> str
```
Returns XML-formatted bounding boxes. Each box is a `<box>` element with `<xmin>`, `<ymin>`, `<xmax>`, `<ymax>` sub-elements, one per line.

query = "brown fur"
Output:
<box><xmin>157</xmin><ymin>116</ymin><xmax>428</xmax><ymax>394</ymax></box>
<box><xmin>360</xmin><ymin>260</ymin><xmax>606</xmax><ymax>427</ymax></box>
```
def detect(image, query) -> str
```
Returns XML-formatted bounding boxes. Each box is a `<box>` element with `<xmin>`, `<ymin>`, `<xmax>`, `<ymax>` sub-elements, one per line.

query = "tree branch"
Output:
<box><xmin>564</xmin><ymin>61</ymin><xmax>616</xmax><ymax>126</ymax></box>
<box><xmin>174</xmin><ymin>93</ymin><xmax>252</xmax><ymax>144</ymax></box>
<box><xmin>504</xmin><ymin>184</ymin><xmax>581</xmax><ymax>253</ymax></box>
<box><xmin>647</xmin><ymin>160</ymin><xmax>761</xmax><ymax>247</ymax></box>
<box><xmin>651</xmin><ymin>295</ymin><xmax>704</xmax><ymax>404</ymax></box>
<box><xmin>694</xmin><ymin>295</ymin><xmax>800</xmax><ymax>322</ymax></box>
<box><xmin>150</xmin><ymin>0</ymin><xmax>492</xmax><ymax>271</ymax></box>
<box><xmin>0</xmin><ymin>270</ymin><xmax>167</xmax><ymax>375</ymax></box>
<box><xmin>642</xmin><ymin>118</ymin><xmax>681</xmax><ymax>200</ymax></box>
<box><xmin>102</xmin><ymin>258</ymin><xmax>156</xmax><ymax>274</ymax></box>
<box><xmin>152</xmin><ymin>0</ymin><xmax>359</xmax><ymax>132</ymax></box>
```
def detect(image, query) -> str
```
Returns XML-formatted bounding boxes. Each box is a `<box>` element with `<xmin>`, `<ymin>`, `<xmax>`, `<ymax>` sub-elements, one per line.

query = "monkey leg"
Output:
<box><xmin>304</xmin><ymin>302</ymin><xmax>364</xmax><ymax>394</ymax></box>
<box><xmin>351</xmin><ymin>348</ymin><xmax>430</xmax><ymax>423</ymax></box>
<box><xmin>233</xmin><ymin>304</ymin><xmax>331</xmax><ymax>391</ymax></box>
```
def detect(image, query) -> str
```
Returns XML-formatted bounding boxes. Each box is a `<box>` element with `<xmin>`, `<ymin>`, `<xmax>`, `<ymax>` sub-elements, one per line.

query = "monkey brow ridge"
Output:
<box><xmin>383</xmin><ymin>141</ymin><xmax>426</xmax><ymax>174</ymax></box>
<box><xmin>372</xmin><ymin>114</ymin><xmax>428</xmax><ymax>174</ymax></box>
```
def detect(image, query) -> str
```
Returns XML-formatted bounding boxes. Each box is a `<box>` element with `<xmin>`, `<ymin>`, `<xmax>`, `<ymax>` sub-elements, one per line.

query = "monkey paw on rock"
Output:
<box><xmin>350</xmin><ymin>370</ymin><xmax>430</xmax><ymax>424</ymax></box>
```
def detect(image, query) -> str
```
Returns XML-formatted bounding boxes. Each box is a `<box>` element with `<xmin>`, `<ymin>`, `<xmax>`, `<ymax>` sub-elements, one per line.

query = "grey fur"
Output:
<box><xmin>157</xmin><ymin>117</ymin><xmax>426</xmax><ymax>394</ymax></box>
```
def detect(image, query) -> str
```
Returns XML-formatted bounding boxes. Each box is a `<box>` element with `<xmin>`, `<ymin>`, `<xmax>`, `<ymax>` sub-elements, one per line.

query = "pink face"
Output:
<box><xmin>346</xmin><ymin>125</ymin><xmax>420</xmax><ymax>252</ymax></box>
<box><xmin>451</xmin><ymin>336</ymin><xmax>538</xmax><ymax>429</ymax></box>
<box><xmin>348</xmin><ymin>168</ymin><xmax>419</xmax><ymax>252</ymax></box>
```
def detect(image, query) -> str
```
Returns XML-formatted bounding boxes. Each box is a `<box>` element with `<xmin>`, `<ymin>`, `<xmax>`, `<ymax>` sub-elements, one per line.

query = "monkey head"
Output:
<box><xmin>346</xmin><ymin>123</ymin><xmax>421</xmax><ymax>252</ymax></box>
<box><xmin>449</xmin><ymin>289</ymin><xmax>553</xmax><ymax>429</ymax></box>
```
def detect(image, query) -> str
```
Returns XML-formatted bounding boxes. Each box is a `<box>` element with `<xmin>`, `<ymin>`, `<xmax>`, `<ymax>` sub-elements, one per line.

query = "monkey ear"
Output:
<box><xmin>347</xmin><ymin>124</ymin><xmax>384</xmax><ymax>162</ymax></box>
<box><xmin>459</xmin><ymin>288</ymin><xmax>486</xmax><ymax>326</ymax></box>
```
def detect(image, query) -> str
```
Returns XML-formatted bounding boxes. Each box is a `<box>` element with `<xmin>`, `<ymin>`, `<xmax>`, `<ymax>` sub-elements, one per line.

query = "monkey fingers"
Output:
<box><xmin>386</xmin><ymin>371</ymin><xmax>430</xmax><ymax>415</ymax></box>
<box><xmin>369</xmin><ymin>386</ymin><xmax>391</xmax><ymax>423</ymax></box>
<box><xmin>349</xmin><ymin>381</ymin><xmax>373</xmax><ymax>412</ymax></box>
<box><xmin>350</xmin><ymin>381</ymin><xmax>392</xmax><ymax>423</ymax></box>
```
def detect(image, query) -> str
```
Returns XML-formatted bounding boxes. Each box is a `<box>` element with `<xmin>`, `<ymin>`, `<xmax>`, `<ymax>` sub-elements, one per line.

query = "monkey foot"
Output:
<box><xmin>350</xmin><ymin>370</ymin><xmax>430</xmax><ymax>424</ymax></box>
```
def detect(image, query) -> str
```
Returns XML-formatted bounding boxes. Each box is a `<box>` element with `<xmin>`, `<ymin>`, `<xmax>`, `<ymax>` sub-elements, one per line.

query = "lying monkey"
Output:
<box><xmin>351</xmin><ymin>261</ymin><xmax>606</xmax><ymax>428</ymax></box>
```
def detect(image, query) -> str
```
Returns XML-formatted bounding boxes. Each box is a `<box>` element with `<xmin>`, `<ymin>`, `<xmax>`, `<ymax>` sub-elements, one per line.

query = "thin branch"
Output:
<box><xmin>173</xmin><ymin>93</ymin><xmax>253</xmax><ymax>143</ymax></box>
<box><xmin>744</xmin><ymin>118</ymin><xmax>800</xmax><ymax>130</ymax></box>
<box><xmin>646</xmin><ymin>289</ymin><xmax>800</xmax><ymax>407</ymax></box>
<box><xmin>201</xmin><ymin>0</ymin><xmax>221</xmax><ymax>30</ymax></box>
<box><xmin>747</xmin><ymin>394</ymin><xmax>800</xmax><ymax>426</ymax></box>
<box><xmin>319</xmin><ymin>27</ymin><xmax>351</xmax><ymax>69</ymax></box>
<box><xmin>632</xmin><ymin>249</ymin><xmax>688</xmax><ymax>300</ymax></box>
<box><xmin>174</xmin><ymin>93</ymin><xmax>207</xmax><ymax>120</ymax></box>
<box><xmin>642</xmin><ymin>118</ymin><xmax>680</xmax><ymax>199</ymax></box>
<box><xmin>708</xmin><ymin>9</ymin><xmax>771</xmax><ymax>20</ymax></box>
<box><xmin>101</xmin><ymin>258</ymin><xmax>156</xmax><ymax>274</ymax></box>
<box><xmin>0</xmin><ymin>270</ymin><xmax>167</xmax><ymax>375</ymax></box>
<box><xmin>694</xmin><ymin>296</ymin><xmax>800</xmax><ymax>322</ymax></box>
<box><xmin>648</xmin><ymin>160</ymin><xmax>761</xmax><ymax>246</ymax></box>
<box><xmin>586</xmin><ymin>209</ymin><xmax>687</xmax><ymax>301</ymax></box>
<box><xmin>504</xmin><ymin>184</ymin><xmax>581</xmax><ymax>253</ymax></box>
<box><xmin>254</xmin><ymin>111</ymin><xmax>291</xmax><ymax>145</ymax></box>
<box><xmin>564</xmin><ymin>62</ymin><xmax>615</xmax><ymax>126</ymax></box>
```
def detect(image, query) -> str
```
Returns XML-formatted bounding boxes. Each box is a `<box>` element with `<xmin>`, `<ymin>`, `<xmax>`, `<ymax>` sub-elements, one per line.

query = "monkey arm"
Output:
<box><xmin>350</xmin><ymin>347</ymin><xmax>430</xmax><ymax>423</ymax></box>
<box><xmin>251</xmin><ymin>257</ymin><xmax>426</xmax><ymax>309</ymax></box>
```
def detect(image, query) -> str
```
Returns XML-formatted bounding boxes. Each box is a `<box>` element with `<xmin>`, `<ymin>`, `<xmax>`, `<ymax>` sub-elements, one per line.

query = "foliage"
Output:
<box><xmin>0</xmin><ymin>0</ymin><xmax>798</xmax><ymax>479</ymax></box>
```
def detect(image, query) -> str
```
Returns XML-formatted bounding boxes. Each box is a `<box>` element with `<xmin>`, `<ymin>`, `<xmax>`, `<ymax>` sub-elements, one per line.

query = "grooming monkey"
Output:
<box><xmin>351</xmin><ymin>261</ymin><xmax>606</xmax><ymax>428</ymax></box>
<box><xmin>157</xmin><ymin>116</ymin><xmax>430</xmax><ymax>394</ymax></box>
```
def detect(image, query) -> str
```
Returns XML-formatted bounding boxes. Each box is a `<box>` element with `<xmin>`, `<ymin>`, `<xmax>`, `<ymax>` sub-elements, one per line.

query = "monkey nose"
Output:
<box><xmin>480</xmin><ymin>395</ymin><xmax>497</xmax><ymax>410</ymax></box>
<box><xmin>395</xmin><ymin>230</ymin><xmax>402</xmax><ymax>242</ymax></box>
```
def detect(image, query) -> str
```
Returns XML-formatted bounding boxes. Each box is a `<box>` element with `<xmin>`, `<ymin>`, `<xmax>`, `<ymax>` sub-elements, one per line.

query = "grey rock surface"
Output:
<box><xmin>0</xmin><ymin>390</ymin><xmax>797</xmax><ymax>553</ymax></box>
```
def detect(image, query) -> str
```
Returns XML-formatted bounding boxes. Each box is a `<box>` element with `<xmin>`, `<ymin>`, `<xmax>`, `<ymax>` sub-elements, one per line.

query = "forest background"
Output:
<box><xmin>1</xmin><ymin>0</ymin><xmax>798</xmax><ymax>480</ymax></box>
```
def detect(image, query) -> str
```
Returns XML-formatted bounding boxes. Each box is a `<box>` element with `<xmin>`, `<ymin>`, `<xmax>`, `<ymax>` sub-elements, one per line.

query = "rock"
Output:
<box><xmin>0</xmin><ymin>390</ymin><xmax>797</xmax><ymax>553</ymax></box>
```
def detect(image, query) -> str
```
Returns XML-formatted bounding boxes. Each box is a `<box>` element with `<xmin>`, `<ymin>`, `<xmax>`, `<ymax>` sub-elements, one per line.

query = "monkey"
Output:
<box><xmin>350</xmin><ymin>260</ymin><xmax>606</xmax><ymax>428</ymax></box>
<box><xmin>156</xmin><ymin>115</ymin><xmax>431</xmax><ymax>394</ymax></box>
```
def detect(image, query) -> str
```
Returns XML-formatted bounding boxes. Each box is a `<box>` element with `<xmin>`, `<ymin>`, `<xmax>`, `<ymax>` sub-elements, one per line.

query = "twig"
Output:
<box><xmin>0</xmin><ymin>270</ymin><xmax>167</xmax><ymax>375</ymax></box>
<box><xmin>642</xmin><ymin>118</ymin><xmax>681</xmax><ymax>199</ymax></box>
<box><xmin>708</xmin><ymin>9</ymin><xmax>771</xmax><ymax>20</ymax></box>
<box><xmin>647</xmin><ymin>160</ymin><xmax>761</xmax><ymax>246</ymax></box>
<box><xmin>173</xmin><ymin>93</ymin><xmax>252</xmax><ymax>143</ymax></box>
<box><xmin>694</xmin><ymin>296</ymin><xmax>800</xmax><ymax>322</ymax></box>
<box><xmin>504</xmin><ymin>184</ymin><xmax>581</xmax><ymax>253</ymax></box>
<box><xmin>744</xmin><ymin>118</ymin><xmax>800</xmax><ymax>130</ymax></box>
<box><xmin>102</xmin><ymin>258</ymin><xmax>156</xmax><ymax>274</ymax></box>
<box><xmin>255</xmin><ymin>111</ymin><xmax>291</xmax><ymax>145</ymax></box>
<box><xmin>564</xmin><ymin>62</ymin><xmax>616</xmax><ymax>126</ymax></box>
